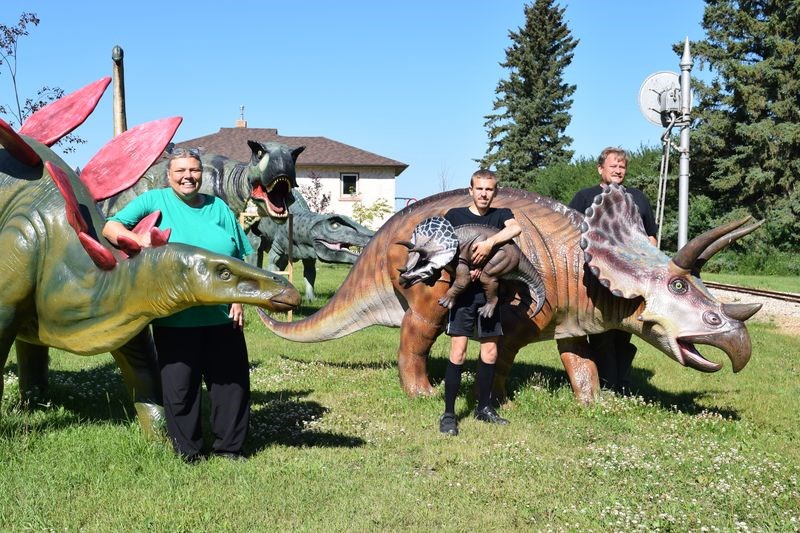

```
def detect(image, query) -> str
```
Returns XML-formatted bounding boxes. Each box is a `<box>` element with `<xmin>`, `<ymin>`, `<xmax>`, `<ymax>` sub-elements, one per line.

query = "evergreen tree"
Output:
<box><xmin>689</xmin><ymin>0</ymin><xmax>800</xmax><ymax>252</ymax></box>
<box><xmin>481</xmin><ymin>0</ymin><xmax>577</xmax><ymax>189</ymax></box>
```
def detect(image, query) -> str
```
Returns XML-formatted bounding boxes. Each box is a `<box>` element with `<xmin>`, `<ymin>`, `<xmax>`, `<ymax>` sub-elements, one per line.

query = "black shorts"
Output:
<box><xmin>445</xmin><ymin>285</ymin><xmax>503</xmax><ymax>339</ymax></box>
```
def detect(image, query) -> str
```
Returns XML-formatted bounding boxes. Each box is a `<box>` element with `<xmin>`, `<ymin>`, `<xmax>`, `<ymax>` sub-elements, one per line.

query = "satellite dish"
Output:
<box><xmin>638</xmin><ymin>71</ymin><xmax>682</xmax><ymax>127</ymax></box>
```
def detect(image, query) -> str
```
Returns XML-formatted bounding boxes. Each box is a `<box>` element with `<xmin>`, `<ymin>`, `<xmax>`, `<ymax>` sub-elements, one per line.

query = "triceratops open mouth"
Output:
<box><xmin>676</xmin><ymin>326</ymin><xmax>752</xmax><ymax>373</ymax></box>
<box><xmin>251</xmin><ymin>177</ymin><xmax>292</xmax><ymax>219</ymax></box>
<box><xmin>676</xmin><ymin>340</ymin><xmax>723</xmax><ymax>373</ymax></box>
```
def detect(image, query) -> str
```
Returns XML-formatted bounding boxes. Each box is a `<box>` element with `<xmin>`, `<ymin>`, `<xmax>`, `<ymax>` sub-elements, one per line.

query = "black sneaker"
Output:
<box><xmin>181</xmin><ymin>453</ymin><xmax>207</xmax><ymax>464</ymax></box>
<box><xmin>214</xmin><ymin>452</ymin><xmax>249</xmax><ymax>462</ymax></box>
<box><xmin>474</xmin><ymin>406</ymin><xmax>509</xmax><ymax>425</ymax></box>
<box><xmin>439</xmin><ymin>413</ymin><xmax>459</xmax><ymax>435</ymax></box>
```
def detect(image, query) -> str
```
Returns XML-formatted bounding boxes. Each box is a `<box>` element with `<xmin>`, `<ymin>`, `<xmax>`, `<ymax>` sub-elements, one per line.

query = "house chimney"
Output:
<box><xmin>236</xmin><ymin>105</ymin><xmax>247</xmax><ymax>128</ymax></box>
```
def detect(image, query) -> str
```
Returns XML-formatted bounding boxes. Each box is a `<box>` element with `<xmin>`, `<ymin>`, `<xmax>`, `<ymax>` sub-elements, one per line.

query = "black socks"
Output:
<box><xmin>443</xmin><ymin>361</ymin><xmax>463</xmax><ymax>414</ymax></box>
<box><xmin>476</xmin><ymin>359</ymin><xmax>496</xmax><ymax>410</ymax></box>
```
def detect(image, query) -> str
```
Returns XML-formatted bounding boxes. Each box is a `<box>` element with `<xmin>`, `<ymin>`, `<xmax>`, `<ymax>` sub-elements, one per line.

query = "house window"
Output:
<box><xmin>341</xmin><ymin>173</ymin><xmax>359</xmax><ymax>196</ymax></box>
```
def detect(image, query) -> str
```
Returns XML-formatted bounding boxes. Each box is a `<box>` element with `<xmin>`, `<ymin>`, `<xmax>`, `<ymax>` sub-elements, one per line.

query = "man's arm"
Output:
<box><xmin>470</xmin><ymin>218</ymin><xmax>522</xmax><ymax>265</ymax></box>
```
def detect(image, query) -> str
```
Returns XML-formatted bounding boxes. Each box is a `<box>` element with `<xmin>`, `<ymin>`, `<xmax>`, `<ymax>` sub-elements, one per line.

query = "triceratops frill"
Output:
<box><xmin>0</xmin><ymin>78</ymin><xmax>301</xmax><ymax>436</ymax></box>
<box><xmin>258</xmin><ymin>185</ymin><xmax>761</xmax><ymax>404</ymax></box>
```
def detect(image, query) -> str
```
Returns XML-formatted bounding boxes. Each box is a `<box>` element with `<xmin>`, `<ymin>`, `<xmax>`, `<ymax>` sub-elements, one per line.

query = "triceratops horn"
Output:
<box><xmin>672</xmin><ymin>216</ymin><xmax>754</xmax><ymax>270</ymax></box>
<box><xmin>693</xmin><ymin>219</ymin><xmax>765</xmax><ymax>274</ymax></box>
<box><xmin>395</xmin><ymin>240</ymin><xmax>415</xmax><ymax>250</ymax></box>
<box><xmin>722</xmin><ymin>302</ymin><xmax>762</xmax><ymax>322</ymax></box>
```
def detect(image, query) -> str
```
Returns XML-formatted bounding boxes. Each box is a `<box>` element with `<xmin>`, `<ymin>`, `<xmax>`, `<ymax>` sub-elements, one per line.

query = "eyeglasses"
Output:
<box><xmin>166</xmin><ymin>146</ymin><xmax>201</xmax><ymax>158</ymax></box>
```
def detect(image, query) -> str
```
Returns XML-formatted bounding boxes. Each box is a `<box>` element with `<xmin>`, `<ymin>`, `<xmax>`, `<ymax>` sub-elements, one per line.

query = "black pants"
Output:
<box><xmin>588</xmin><ymin>329</ymin><xmax>636</xmax><ymax>393</ymax></box>
<box><xmin>152</xmin><ymin>323</ymin><xmax>250</xmax><ymax>458</ymax></box>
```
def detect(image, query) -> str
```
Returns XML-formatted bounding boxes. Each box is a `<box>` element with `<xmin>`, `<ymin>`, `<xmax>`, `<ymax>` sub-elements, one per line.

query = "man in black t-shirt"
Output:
<box><xmin>568</xmin><ymin>147</ymin><xmax>658</xmax><ymax>395</ymax></box>
<box><xmin>438</xmin><ymin>169</ymin><xmax>521</xmax><ymax>436</ymax></box>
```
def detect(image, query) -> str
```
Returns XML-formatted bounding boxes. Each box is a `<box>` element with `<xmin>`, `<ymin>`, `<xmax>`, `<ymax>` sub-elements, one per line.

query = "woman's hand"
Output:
<box><xmin>230</xmin><ymin>303</ymin><xmax>245</xmax><ymax>329</ymax></box>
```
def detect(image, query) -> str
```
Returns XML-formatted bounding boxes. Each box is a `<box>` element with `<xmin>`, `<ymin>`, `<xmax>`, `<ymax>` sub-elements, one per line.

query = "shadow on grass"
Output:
<box><xmin>277</xmin><ymin>351</ymin><xmax>740</xmax><ymax>418</ymax></box>
<box><xmin>248</xmin><ymin>388</ymin><xmax>365</xmax><ymax>452</ymax></box>
<box><xmin>2</xmin><ymin>361</ymin><xmax>366</xmax><ymax>449</ymax></box>
<box><xmin>3</xmin><ymin>353</ymin><xmax>740</xmax><ymax>441</ymax></box>
<box><xmin>503</xmin><ymin>362</ymin><xmax>740</xmax><ymax>419</ymax></box>
<box><xmin>1</xmin><ymin>360</ymin><xmax>136</xmax><ymax>436</ymax></box>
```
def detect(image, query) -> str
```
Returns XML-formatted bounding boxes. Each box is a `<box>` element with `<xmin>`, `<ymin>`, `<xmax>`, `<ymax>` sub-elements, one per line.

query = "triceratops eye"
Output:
<box><xmin>668</xmin><ymin>277</ymin><xmax>689</xmax><ymax>294</ymax></box>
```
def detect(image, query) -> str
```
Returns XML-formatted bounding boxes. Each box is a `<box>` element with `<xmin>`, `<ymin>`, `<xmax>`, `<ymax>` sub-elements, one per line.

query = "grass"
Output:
<box><xmin>2</xmin><ymin>264</ymin><xmax>799</xmax><ymax>531</ymax></box>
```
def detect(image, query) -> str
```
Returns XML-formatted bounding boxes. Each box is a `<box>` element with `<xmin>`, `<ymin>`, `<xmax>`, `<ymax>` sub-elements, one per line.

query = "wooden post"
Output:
<box><xmin>285</xmin><ymin>214</ymin><xmax>294</xmax><ymax>321</ymax></box>
<box><xmin>112</xmin><ymin>45</ymin><xmax>127</xmax><ymax>135</ymax></box>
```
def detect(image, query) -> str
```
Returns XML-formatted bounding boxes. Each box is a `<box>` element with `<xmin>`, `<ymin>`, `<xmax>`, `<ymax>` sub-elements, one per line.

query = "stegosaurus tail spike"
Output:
<box><xmin>19</xmin><ymin>77</ymin><xmax>111</xmax><ymax>146</ymax></box>
<box><xmin>0</xmin><ymin>118</ymin><xmax>42</xmax><ymax>166</ymax></box>
<box><xmin>80</xmin><ymin>117</ymin><xmax>182</xmax><ymax>201</ymax></box>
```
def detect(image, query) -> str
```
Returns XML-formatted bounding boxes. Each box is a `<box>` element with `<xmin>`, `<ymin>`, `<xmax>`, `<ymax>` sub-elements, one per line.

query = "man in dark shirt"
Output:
<box><xmin>439</xmin><ymin>169</ymin><xmax>521</xmax><ymax>436</ymax></box>
<box><xmin>568</xmin><ymin>147</ymin><xmax>658</xmax><ymax>395</ymax></box>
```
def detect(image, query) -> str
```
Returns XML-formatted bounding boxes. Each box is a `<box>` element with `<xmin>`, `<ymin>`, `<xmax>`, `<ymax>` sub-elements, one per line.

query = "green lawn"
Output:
<box><xmin>704</xmin><ymin>272</ymin><xmax>800</xmax><ymax>293</ymax></box>
<box><xmin>2</xmin><ymin>264</ymin><xmax>798</xmax><ymax>530</ymax></box>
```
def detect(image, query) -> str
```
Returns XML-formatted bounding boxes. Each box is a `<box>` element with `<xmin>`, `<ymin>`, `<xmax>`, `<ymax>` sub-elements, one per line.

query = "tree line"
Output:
<box><xmin>482</xmin><ymin>0</ymin><xmax>798</xmax><ymax>273</ymax></box>
<box><xmin>2</xmin><ymin>2</ymin><xmax>798</xmax><ymax>273</ymax></box>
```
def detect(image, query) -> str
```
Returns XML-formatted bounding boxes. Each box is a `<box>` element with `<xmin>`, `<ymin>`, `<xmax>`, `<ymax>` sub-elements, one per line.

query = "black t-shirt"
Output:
<box><xmin>568</xmin><ymin>184</ymin><xmax>658</xmax><ymax>237</ymax></box>
<box><xmin>444</xmin><ymin>206</ymin><xmax>514</xmax><ymax>231</ymax></box>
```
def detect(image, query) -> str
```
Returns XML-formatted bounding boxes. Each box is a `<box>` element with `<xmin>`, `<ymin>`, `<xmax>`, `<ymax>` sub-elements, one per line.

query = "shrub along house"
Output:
<box><xmin>175</xmin><ymin>121</ymin><xmax>408</xmax><ymax>228</ymax></box>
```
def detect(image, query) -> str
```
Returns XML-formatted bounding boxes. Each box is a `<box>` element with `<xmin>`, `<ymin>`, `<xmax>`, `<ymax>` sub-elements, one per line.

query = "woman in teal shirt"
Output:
<box><xmin>104</xmin><ymin>148</ymin><xmax>253</xmax><ymax>462</ymax></box>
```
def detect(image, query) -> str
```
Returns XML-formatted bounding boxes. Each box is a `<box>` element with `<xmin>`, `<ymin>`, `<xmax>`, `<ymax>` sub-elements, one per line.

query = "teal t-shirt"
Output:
<box><xmin>108</xmin><ymin>189</ymin><xmax>254</xmax><ymax>327</ymax></box>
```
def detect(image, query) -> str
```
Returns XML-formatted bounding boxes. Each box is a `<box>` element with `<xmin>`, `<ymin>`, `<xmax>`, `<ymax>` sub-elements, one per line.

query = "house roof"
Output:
<box><xmin>176</xmin><ymin>127</ymin><xmax>408</xmax><ymax>177</ymax></box>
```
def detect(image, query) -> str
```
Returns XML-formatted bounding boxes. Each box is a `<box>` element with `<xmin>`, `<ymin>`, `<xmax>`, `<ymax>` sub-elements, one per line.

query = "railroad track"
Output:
<box><xmin>704</xmin><ymin>281</ymin><xmax>800</xmax><ymax>304</ymax></box>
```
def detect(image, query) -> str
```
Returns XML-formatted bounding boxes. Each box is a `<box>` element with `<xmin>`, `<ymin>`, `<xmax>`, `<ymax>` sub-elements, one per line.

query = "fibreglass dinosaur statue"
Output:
<box><xmin>0</xmin><ymin>78</ymin><xmax>300</xmax><ymax>437</ymax></box>
<box><xmin>260</xmin><ymin>192</ymin><xmax>375</xmax><ymax>301</ymax></box>
<box><xmin>102</xmin><ymin>148</ymin><xmax>373</xmax><ymax>302</ymax></box>
<box><xmin>397</xmin><ymin>216</ymin><xmax>545</xmax><ymax>319</ymax></box>
<box><xmin>259</xmin><ymin>186</ymin><xmax>762</xmax><ymax>404</ymax></box>
<box><xmin>100</xmin><ymin>140</ymin><xmax>306</xmax><ymax>223</ymax></box>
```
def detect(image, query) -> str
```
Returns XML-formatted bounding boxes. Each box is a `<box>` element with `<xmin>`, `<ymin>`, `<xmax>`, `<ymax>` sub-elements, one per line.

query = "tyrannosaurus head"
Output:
<box><xmin>246</xmin><ymin>140</ymin><xmax>305</xmax><ymax>221</ymax></box>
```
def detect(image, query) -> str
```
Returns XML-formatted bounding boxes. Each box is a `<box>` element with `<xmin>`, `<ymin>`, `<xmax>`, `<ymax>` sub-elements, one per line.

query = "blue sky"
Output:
<box><xmin>3</xmin><ymin>1</ymin><xmax>707</xmax><ymax>210</ymax></box>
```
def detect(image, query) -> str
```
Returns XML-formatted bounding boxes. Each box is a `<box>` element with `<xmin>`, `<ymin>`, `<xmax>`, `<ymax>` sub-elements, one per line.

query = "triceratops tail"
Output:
<box><xmin>257</xmin><ymin>252</ymin><xmax>405</xmax><ymax>341</ymax></box>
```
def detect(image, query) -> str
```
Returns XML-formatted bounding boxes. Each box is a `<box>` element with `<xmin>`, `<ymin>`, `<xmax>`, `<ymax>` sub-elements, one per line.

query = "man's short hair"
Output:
<box><xmin>470</xmin><ymin>169</ymin><xmax>497</xmax><ymax>187</ymax></box>
<box><xmin>598</xmin><ymin>147</ymin><xmax>629</xmax><ymax>167</ymax></box>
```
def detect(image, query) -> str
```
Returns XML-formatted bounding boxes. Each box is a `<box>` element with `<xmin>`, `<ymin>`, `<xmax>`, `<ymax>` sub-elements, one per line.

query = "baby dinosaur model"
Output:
<box><xmin>397</xmin><ymin>216</ymin><xmax>545</xmax><ymax>319</ymax></box>
<box><xmin>259</xmin><ymin>186</ymin><xmax>762</xmax><ymax>404</ymax></box>
<box><xmin>0</xmin><ymin>78</ymin><xmax>300</xmax><ymax>437</ymax></box>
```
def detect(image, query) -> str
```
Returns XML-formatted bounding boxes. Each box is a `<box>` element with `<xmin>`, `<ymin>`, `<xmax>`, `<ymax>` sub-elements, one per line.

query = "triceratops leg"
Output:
<box><xmin>110</xmin><ymin>327</ymin><xmax>165</xmax><ymax>439</ymax></box>
<box><xmin>556</xmin><ymin>337</ymin><xmax>600</xmax><ymax>405</ymax></box>
<box><xmin>15</xmin><ymin>340</ymin><xmax>49</xmax><ymax>405</ymax></box>
<box><xmin>397</xmin><ymin>308</ymin><xmax>447</xmax><ymax>396</ymax></box>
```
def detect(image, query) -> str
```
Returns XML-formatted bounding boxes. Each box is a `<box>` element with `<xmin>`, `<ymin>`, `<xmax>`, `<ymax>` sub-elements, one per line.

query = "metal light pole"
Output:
<box><xmin>638</xmin><ymin>37</ymin><xmax>693</xmax><ymax>249</ymax></box>
<box><xmin>677</xmin><ymin>38</ymin><xmax>693</xmax><ymax>248</ymax></box>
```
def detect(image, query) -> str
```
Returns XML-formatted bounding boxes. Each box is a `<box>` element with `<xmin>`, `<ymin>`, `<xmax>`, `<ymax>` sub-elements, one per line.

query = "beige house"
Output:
<box><xmin>176</xmin><ymin>124</ymin><xmax>408</xmax><ymax>228</ymax></box>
